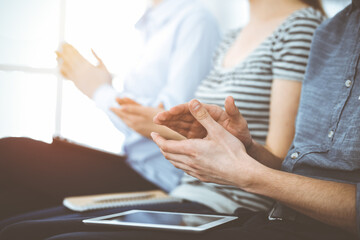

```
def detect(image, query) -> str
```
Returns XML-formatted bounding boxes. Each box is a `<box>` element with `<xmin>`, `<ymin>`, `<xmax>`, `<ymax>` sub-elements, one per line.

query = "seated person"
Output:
<box><xmin>149</xmin><ymin>2</ymin><xmax>360</xmax><ymax>239</ymax></box>
<box><xmin>112</xmin><ymin>0</ymin><xmax>325</xmax><ymax>214</ymax></box>
<box><xmin>0</xmin><ymin>0</ymin><xmax>220</xmax><ymax>220</ymax></box>
<box><xmin>0</xmin><ymin>0</ymin><xmax>326</xmax><ymax>239</ymax></box>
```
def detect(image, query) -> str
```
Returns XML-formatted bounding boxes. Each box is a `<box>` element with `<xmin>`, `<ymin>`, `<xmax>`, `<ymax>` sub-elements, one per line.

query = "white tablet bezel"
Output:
<box><xmin>83</xmin><ymin>209</ymin><xmax>238</xmax><ymax>232</ymax></box>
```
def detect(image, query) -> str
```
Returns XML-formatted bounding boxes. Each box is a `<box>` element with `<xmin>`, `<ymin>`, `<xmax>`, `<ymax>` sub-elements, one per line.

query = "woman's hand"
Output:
<box><xmin>151</xmin><ymin>99</ymin><xmax>265</xmax><ymax>188</ymax></box>
<box><xmin>111</xmin><ymin>98</ymin><xmax>185</xmax><ymax>140</ymax></box>
<box><xmin>154</xmin><ymin>96</ymin><xmax>254</xmax><ymax>150</ymax></box>
<box><xmin>56</xmin><ymin>43</ymin><xmax>112</xmax><ymax>98</ymax></box>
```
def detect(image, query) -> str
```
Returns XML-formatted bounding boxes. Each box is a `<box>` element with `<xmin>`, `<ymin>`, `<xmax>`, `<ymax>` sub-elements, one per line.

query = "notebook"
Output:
<box><xmin>63</xmin><ymin>190</ymin><xmax>183</xmax><ymax>212</ymax></box>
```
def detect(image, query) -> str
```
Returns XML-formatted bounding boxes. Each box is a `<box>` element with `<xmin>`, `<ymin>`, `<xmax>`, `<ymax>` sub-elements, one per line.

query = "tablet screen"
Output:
<box><xmin>83</xmin><ymin>210</ymin><xmax>238</xmax><ymax>232</ymax></box>
<box><xmin>107</xmin><ymin>211</ymin><xmax>224</xmax><ymax>227</ymax></box>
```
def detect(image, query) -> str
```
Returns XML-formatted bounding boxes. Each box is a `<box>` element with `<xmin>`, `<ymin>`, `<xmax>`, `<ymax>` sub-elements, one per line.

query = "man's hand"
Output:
<box><xmin>111</xmin><ymin>98</ymin><xmax>185</xmax><ymax>140</ymax></box>
<box><xmin>152</xmin><ymin>99</ymin><xmax>264</xmax><ymax>187</ymax></box>
<box><xmin>154</xmin><ymin>96</ymin><xmax>254</xmax><ymax>150</ymax></box>
<box><xmin>56</xmin><ymin>43</ymin><xmax>112</xmax><ymax>98</ymax></box>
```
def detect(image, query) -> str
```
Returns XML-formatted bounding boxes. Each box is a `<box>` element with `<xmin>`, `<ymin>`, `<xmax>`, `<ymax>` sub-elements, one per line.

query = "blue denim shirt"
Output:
<box><xmin>281</xmin><ymin>1</ymin><xmax>360</xmax><ymax>237</ymax></box>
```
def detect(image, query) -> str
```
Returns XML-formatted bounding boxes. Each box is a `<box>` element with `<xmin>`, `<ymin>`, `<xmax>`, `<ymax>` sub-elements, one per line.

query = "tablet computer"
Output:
<box><xmin>83</xmin><ymin>209</ymin><xmax>238</xmax><ymax>232</ymax></box>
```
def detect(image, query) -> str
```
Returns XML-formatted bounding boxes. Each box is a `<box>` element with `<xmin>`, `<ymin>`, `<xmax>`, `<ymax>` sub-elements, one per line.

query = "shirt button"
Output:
<box><xmin>328</xmin><ymin>130</ymin><xmax>334</xmax><ymax>138</ymax></box>
<box><xmin>290</xmin><ymin>152</ymin><xmax>299</xmax><ymax>159</ymax></box>
<box><xmin>345</xmin><ymin>80</ymin><xmax>352</xmax><ymax>88</ymax></box>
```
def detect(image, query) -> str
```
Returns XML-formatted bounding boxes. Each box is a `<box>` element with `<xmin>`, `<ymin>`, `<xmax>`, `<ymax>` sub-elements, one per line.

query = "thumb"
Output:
<box><xmin>91</xmin><ymin>49</ymin><xmax>105</xmax><ymax>67</ymax></box>
<box><xmin>225</xmin><ymin>96</ymin><xmax>241</xmax><ymax>121</ymax></box>
<box><xmin>189</xmin><ymin>99</ymin><xmax>222</xmax><ymax>137</ymax></box>
<box><xmin>157</xmin><ymin>102</ymin><xmax>164</xmax><ymax>109</ymax></box>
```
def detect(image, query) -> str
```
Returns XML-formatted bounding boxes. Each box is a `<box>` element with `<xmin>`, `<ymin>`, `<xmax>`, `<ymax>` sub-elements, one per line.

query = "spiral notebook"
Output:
<box><xmin>63</xmin><ymin>190</ymin><xmax>182</xmax><ymax>212</ymax></box>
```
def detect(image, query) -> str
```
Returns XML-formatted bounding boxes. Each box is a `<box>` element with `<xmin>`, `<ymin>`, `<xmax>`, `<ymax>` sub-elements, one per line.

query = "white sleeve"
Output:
<box><xmin>92</xmin><ymin>84</ymin><xmax>132</xmax><ymax>135</ymax></box>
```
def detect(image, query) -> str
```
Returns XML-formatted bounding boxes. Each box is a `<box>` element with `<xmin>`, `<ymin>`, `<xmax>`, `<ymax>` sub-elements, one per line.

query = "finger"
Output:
<box><xmin>111</xmin><ymin>107</ymin><xmax>139</xmax><ymax>127</ymax></box>
<box><xmin>59</xmin><ymin>53</ymin><xmax>77</xmax><ymax>67</ymax></box>
<box><xmin>160</xmin><ymin>150</ymin><xmax>193</xmax><ymax>167</ymax></box>
<box><xmin>154</xmin><ymin>110</ymin><xmax>194</xmax><ymax>125</ymax></box>
<box><xmin>62</xmin><ymin>44</ymin><xmax>85</xmax><ymax>65</ymax></box>
<box><xmin>168</xmin><ymin>162</ymin><xmax>202</xmax><ymax>180</ymax></box>
<box><xmin>224</xmin><ymin>96</ymin><xmax>242</xmax><ymax>121</ymax></box>
<box><xmin>187</xmin><ymin>128</ymin><xmax>207</xmax><ymax>139</ymax></box>
<box><xmin>59</xmin><ymin>62</ymin><xmax>73</xmax><ymax>79</ymax></box>
<box><xmin>168</xmin><ymin>160</ymin><xmax>198</xmax><ymax>174</ymax></box>
<box><xmin>62</xmin><ymin>43</ymin><xmax>76</xmax><ymax>57</ymax></box>
<box><xmin>56</xmin><ymin>50</ymin><xmax>73</xmax><ymax>65</ymax></box>
<box><xmin>151</xmin><ymin>132</ymin><xmax>194</xmax><ymax>155</ymax></box>
<box><xmin>152</xmin><ymin>114</ymin><xmax>193</xmax><ymax>137</ymax></box>
<box><xmin>111</xmin><ymin>107</ymin><xmax>131</xmax><ymax>120</ymax></box>
<box><xmin>188</xmin><ymin>99</ymin><xmax>223</xmax><ymax>137</ymax></box>
<box><xmin>116</xmin><ymin>97</ymin><xmax>140</xmax><ymax>106</ymax></box>
<box><xmin>55</xmin><ymin>51</ymin><xmax>64</xmax><ymax>66</ymax></box>
<box><xmin>155</xmin><ymin>103</ymin><xmax>190</xmax><ymax>123</ymax></box>
<box><xmin>63</xmin><ymin>43</ymin><xmax>79</xmax><ymax>55</ymax></box>
<box><xmin>60</xmin><ymin>68</ymin><xmax>69</xmax><ymax>79</ymax></box>
<box><xmin>91</xmin><ymin>49</ymin><xmax>102</xmax><ymax>62</ymax></box>
<box><xmin>91</xmin><ymin>48</ymin><xmax>105</xmax><ymax>67</ymax></box>
<box><xmin>157</xmin><ymin>102</ymin><xmax>164</xmax><ymax>109</ymax></box>
<box><xmin>168</xmin><ymin>103</ymin><xmax>191</xmax><ymax>115</ymax></box>
<box><xmin>153</xmin><ymin>113</ymin><xmax>194</xmax><ymax>137</ymax></box>
<box><xmin>120</xmin><ymin>105</ymin><xmax>146</xmax><ymax>115</ymax></box>
<box><xmin>55</xmin><ymin>51</ymin><xmax>62</xmax><ymax>59</ymax></box>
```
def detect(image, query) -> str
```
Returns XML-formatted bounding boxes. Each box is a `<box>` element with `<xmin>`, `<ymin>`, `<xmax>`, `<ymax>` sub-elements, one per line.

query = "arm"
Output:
<box><xmin>152</xmin><ymin>100</ymin><xmax>358</xmax><ymax>235</ymax></box>
<box><xmin>57</xmin><ymin>44</ymin><xmax>112</xmax><ymax>98</ymax></box>
<box><xmin>111</xmin><ymin>97</ymin><xmax>185</xmax><ymax>140</ymax></box>
<box><xmin>251</xmin><ymin>168</ymin><xmax>357</xmax><ymax>234</ymax></box>
<box><xmin>57</xmin><ymin>44</ymin><xmax>135</xmax><ymax>134</ymax></box>
<box><xmin>246</xmin><ymin>79</ymin><xmax>302</xmax><ymax>170</ymax></box>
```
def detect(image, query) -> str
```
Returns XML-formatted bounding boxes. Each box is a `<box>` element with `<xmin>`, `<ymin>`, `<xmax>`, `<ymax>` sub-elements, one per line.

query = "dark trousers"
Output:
<box><xmin>0</xmin><ymin>137</ymin><xmax>158</xmax><ymax>220</ymax></box>
<box><xmin>0</xmin><ymin>202</ymin><xmax>215</xmax><ymax>240</ymax></box>
<box><xmin>0</xmin><ymin>137</ymin><xmax>356</xmax><ymax>240</ymax></box>
<box><xmin>0</xmin><ymin>203</ymin><xmax>356</xmax><ymax>240</ymax></box>
<box><xmin>45</xmin><ymin>213</ymin><xmax>357</xmax><ymax>240</ymax></box>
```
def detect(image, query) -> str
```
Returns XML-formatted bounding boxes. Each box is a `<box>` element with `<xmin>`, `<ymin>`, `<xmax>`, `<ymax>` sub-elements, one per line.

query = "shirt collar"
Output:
<box><xmin>135</xmin><ymin>0</ymin><xmax>191</xmax><ymax>32</ymax></box>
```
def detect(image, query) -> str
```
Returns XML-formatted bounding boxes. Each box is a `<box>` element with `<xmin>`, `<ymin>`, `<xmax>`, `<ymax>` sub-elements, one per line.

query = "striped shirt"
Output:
<box><xmin>171</xmin><ymin>7</ymin><xmax>326</xmax><ymax>214</ymax></box>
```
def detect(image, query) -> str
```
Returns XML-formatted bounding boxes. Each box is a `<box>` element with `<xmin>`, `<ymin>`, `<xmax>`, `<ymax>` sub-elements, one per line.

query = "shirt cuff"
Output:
<box><xmin>356</xmin><ymin>183</ymin><xmax>360</xmax><ymax>238</ymax></box>
<box><xmin>92</xmin><ymin>84</ymin><xmax>119</xmax><ymax>111</ymax></box>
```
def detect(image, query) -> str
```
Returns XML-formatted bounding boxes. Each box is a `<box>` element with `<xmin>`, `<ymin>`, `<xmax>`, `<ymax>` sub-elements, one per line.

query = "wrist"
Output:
<box><xmin>238</xmin><ymin>157</ymin><xmax>271</xmax><ymax>193</ymax></box>
<box><xmin>91</xmin><ymin>83</ymin><xmax>112</xmax><ymax>99</ymax></box>
<box><xmin>246</xmin><ymin>139</ymin><xmax>258</xmax><ymax>156</ymax></box>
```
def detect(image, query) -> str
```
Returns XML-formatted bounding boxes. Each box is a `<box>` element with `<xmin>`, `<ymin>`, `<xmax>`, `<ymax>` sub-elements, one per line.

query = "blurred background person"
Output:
<box><xmin>0</xmin><ymin>0</ymin><xmax>220</xmax><ymax>220</ymax></box>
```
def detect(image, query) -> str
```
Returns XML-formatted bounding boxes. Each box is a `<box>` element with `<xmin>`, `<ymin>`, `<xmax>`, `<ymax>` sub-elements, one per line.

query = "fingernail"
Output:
<box><xmin>191</xmin><ymin>100</ymin><xmax>201</xmax><ymax>111</ymax></box>
<box><xmin>153</xmin><ymin>113</ymin><xmax>159</xmax><ymax>122</ymax></box>
<box><xmin>150</xmin><ymin>132</ymin><xmax>159</xmax><ymax>138</ymax></box>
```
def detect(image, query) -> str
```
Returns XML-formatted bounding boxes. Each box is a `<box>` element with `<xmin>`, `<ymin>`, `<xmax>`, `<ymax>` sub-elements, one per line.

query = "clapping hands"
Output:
<box><xmin>56</xmin><ymin>43</ymin><xmax>112</xmax><ymax>98</ymax></box>
<box><xmin>152</xmin><ymin>98</ymin><xmax>263</xmax><ymax>187</ymax></box>
<box><xmin>154</xmin><ymin>96</ymin><xmax>254</xmax><ymax>150</ymax></box>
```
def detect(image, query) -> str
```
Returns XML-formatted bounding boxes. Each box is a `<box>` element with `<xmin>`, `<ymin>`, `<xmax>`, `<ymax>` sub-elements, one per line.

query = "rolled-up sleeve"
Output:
<box><xmin>357</xmin><ymin>183</ymin><xmax>360</xmax><ymax>238</ymax></box>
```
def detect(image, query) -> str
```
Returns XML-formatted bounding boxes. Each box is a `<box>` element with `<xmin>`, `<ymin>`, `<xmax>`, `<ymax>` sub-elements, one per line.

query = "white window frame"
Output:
<box><xmin>0</xmin><ymin>0</ymin><xmax>66</xmax><ymax>138</ymax></box>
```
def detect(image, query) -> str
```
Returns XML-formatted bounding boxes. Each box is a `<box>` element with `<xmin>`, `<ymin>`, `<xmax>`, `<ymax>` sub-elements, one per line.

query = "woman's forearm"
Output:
<box><xmin>247</xmin><ymin>140</ymin><xmax>283</xmax><ymax>170</ymax></box>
